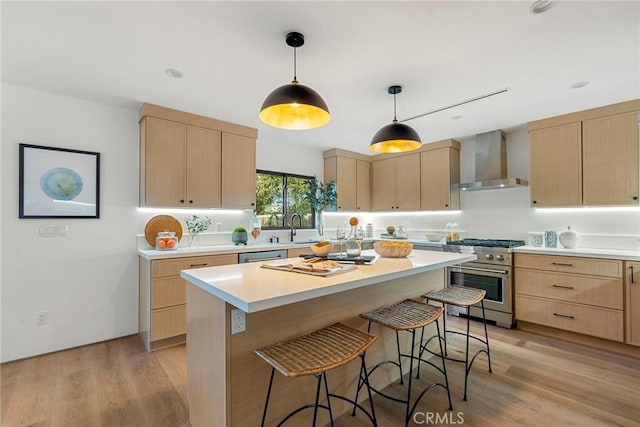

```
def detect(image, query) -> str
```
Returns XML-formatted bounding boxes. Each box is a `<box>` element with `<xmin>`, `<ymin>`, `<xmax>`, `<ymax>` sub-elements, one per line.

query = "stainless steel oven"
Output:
<box><xmin>444</xmin><ymin>239</ymin><xmax>524</xmax><ymax>328</ymax></box>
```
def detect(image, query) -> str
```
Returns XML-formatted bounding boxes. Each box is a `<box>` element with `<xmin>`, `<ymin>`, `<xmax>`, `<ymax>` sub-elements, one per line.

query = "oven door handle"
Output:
<box><xmin>452</xmin><ymin>265</ymin><xmax>509</xmax><ymax>275</ymax></box>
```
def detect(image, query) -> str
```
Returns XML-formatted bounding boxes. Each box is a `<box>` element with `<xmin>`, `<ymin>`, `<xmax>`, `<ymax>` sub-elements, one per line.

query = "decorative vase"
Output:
<box><xmin>189</xmin><ymin>233</ymin><xmax>200</xmax><ymax>248</ymax></box>
<box><xmin>232</xmin><ymin>231</ymin><xmax>248</xmax><ymax>245</ymax></box>
<box><xmin>316</xmin><ymin>211</ymin><xmax>324</xmax><ymax>236</ymax></box>
<box><xmin>559</xmin><ymin>226</ymin><xmax>579</xmax><ymax>249</ymax></box>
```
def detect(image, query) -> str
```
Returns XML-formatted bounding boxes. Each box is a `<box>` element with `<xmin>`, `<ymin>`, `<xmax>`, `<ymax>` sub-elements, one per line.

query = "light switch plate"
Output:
<box><xmin>38</xmin><ymin>224</ymin><xmax>68</xmax><ymax>237</ymax></box>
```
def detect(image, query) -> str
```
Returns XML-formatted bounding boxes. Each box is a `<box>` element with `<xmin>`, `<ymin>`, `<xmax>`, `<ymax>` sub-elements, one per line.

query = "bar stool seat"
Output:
<box><xmin>255</xmin><ymin>322</ymin><xmax>377</xmax><ymax>426</ymax></box>
<box><xmin>422</xmin><ymin>285</ymin><xmax>492</xmax><ymax>401</ymax></box>
<box><xmin>356</xmin><ymin>299</ymin><xmax>452</xmax><ymax>427</ymax></box>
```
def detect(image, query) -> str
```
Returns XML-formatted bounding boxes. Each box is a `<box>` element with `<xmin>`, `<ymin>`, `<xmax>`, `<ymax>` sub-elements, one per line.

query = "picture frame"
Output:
<box><xmin>19</xmin><ymin>143</ymin><xmax>100</xmax><ymax>218</ymax></box>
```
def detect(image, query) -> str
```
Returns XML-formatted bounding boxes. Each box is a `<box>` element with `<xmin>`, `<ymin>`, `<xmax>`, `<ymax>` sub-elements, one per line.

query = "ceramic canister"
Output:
<box><xmin>544</xmin><ymin>230</ymin><xmax>557</xmax><ymax>248</ymax></box>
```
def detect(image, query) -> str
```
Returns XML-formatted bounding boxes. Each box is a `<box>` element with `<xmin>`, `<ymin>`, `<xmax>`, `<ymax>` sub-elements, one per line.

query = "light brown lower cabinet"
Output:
<box><xmin>515</xmin><ymin>253</ymin><xmax>624</xmax><ymax>342</ymax></box>
<box><xmin>139</xmin><ymin>253</ymin><xmax>237</xmax><ymax>351</ymax></box>
<box><xmin>625</xmin><ymin>261</ymin><xmax>640</xmax><ymax>346</ymax></box>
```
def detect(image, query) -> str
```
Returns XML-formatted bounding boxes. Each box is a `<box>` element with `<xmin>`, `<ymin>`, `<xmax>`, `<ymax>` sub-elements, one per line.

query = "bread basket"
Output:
<box><xmin>374</xmin><ymin>241</ymin><xmax>413</xmax><ymax>258</ymax></box>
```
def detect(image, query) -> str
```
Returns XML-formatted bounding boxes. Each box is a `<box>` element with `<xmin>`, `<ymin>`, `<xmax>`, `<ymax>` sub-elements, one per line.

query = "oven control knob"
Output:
<box><xmin>496</xmin><ymin>254</ymin><xmax>505</xmax><ymax>261</ymax></box>
<box><xmin>485</xmin><ymin>254</ymin><xmax>494</xmax><ymax>260</ymax></box>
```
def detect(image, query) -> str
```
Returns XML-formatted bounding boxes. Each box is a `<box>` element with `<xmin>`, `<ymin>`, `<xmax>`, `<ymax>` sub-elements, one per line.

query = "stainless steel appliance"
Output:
<box><xmin>443</xmin><ymin>238</ymin><xmax>525</xmax><ymax>328</ymax></box>
<box><xmin>238</xmin><ymin>249</ymin><xmax>287</xmax><ymax>263</ymax></box>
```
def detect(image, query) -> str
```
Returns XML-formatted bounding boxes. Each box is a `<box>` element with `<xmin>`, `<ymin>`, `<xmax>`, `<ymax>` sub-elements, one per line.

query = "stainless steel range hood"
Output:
<box><xmin>452</xmin><ymin>130</ymin><xmax>528</xmax><ymax>191</ymax></box>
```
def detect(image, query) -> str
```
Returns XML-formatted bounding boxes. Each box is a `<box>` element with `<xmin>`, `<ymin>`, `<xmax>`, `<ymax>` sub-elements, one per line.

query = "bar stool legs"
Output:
<box><xmin>355</xmin><ymin>300</ymin><xmax>452</xmax><ymax>427</ymax></box>
<box><xmin>422</xmin><ymin>290</ymin><xmax>493</xmax><ymax>401</ymax></box>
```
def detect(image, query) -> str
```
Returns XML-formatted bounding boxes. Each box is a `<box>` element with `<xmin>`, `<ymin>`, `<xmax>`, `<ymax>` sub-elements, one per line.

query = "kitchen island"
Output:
<box><xmin>181</xmin><ymin>250</ymin><xmax>476</xmax><ymax>427</ymax></box>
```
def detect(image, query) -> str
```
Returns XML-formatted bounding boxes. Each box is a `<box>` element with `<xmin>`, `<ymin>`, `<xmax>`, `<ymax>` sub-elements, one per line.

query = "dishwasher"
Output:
<box><xmin>238</xmin><ymin>249</ymin><xmax>287</xmax><ymax>264</ymax></box>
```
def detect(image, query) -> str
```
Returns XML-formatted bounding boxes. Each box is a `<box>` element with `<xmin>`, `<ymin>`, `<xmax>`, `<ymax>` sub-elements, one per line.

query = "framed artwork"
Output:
<box><xmin>19</xmin><ymin>144</ymin><xmax>100</xmax><ymax>218</ymax></box>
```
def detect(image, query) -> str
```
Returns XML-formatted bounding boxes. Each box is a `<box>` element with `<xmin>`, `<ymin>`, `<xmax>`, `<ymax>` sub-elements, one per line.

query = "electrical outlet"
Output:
<box><xmin>36</xmin><ymin>311</ymin><xmax>48</xmax><ymax>326</ymax></box>
<box><xmin>231</xmin><ymin>309</ymin><xmax>246</xmax><ymax>334</ymax></box>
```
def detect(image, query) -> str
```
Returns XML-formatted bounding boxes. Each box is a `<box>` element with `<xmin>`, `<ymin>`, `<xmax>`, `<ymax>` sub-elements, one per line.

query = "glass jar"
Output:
<box><xmin>155</xmin><ymin>230</ymin><xmax>178</xmax><ymax>250</ymax></box>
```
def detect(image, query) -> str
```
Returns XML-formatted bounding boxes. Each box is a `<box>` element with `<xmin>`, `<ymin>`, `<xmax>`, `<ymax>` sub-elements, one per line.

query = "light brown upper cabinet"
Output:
<box><xmin>221</xmin><ymin>133</ymin><xmax>256</xmax><ymax>209</ymax></box>
<box><xmin>371</xmin><ymin>153</ymin><xmax>421</xmax><ymax>211</ymax></box>
<box><xmin>139</xmin><ymin>103</ymin><xmax>257</xmax><ymax>209</ymax></box>
<box><xmin>323</xmin><ymin>149</ymin><xmax>370</xmax><ymax>212</ymax></box>
<box><xmin>582</xmin><ymin>112</ymin><xmax>639</xmax><ymax>206</ymax></box>
<box><xmin>528</xmin><ymin>99</ymin><xmax>639</xmax><ymax>207</ymax></box>
<box><xmin>530</xmin><ymin>122</ymin><xmax>582</xmax><ymax>207</ymax></box>
<box><xmin>420</xmin><ymin>141</ymin><xmax>460</xmax><ymax>210</ymax></box>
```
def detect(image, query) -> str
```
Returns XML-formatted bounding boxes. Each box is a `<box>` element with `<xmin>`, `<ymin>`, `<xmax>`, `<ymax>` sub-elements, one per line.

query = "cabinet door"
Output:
<box><xmin>530</xmin><ymin>122</ymin><xmax>582</xmax><ymax>207</ymax></box>
<box><xmin>421</xmin><ymin>148</ymin><xmax>459</xmax><ymax>210</ymax></box>
<box><xmin>186</xmin><ymin>126</ymin><xmax>221</xmax><ymax>207</ymax></box>
<box><xmin>336</xmin><ymin>157</ymin><xmax>357</xmax><ymax>211</ymax></box>
<box><xmin>626</xmin><ymin>261</ymin><xmax>640</xmax><ymax>346</ymax></box>
<box><xmin>356</xmin><ymin>160</ymin><xmax>370</xmax><ymax>211</ymax></box>
<box><xmin>221</xmin><ymin>133</ymin><xmax>256</xmax><ymax>209</ymax></box>
<box><xmin>396</xmin><ymin>154</ymin><xmax>421</xmax><ymax>210</ymax></box>
<box><xmin>371</xmin><ymin>158</ymin><xmax>397</xmax><ymax>211</ymax></box>
<box><xmin>143</xmin><ymin>117</ymin><xmax>186</xmax><ymax>206</ymax></box>
<box><xmin>583</xmin><ymin>112</ymin><xmax>639</xmax><ymax>206</ymax></box>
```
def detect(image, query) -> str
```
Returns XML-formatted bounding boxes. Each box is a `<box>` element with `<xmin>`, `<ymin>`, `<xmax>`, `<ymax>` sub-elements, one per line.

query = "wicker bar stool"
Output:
<box><xmin>421</xmin><ymin>286</ymin><xmax>492</xmax><ymax>401</ymax></box>
<box><xmin>355</xmin><ymin>299</ymin><xmax>452</xmax><ymax>427</ymax></box>
<box><xmin>254</xmin><ymin>322</ymin><xmax>377</xmax><ymax>426</ymax></box>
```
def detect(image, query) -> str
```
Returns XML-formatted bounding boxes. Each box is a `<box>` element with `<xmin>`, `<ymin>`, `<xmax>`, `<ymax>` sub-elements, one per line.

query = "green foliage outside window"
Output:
<box><xmin>255</xmin><ymin>171</ymin><xmax>315</xmax><ymax>228</ymax></box>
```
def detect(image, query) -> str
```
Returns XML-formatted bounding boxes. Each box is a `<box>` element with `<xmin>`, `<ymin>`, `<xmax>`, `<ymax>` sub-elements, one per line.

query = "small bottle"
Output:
<box><xmin>445</xmin><ymin>223</ymin><xmax>453</xmax><ymax>242</ymax></box>
<box><xmin>365</xmin><ymin>223</ymin><xmax>374</xmax><ymax>238</ymax></box>
<box><xmin>451</xmin><ymin>223</ymin><xmax>460</xmax><ymax>241</ymax></box>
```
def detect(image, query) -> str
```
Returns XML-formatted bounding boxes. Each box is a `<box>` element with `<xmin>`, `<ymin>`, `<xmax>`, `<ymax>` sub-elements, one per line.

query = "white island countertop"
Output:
<box><xmin>180</xmin><ymin>250</ymin><xmax>476</xmax><ymax>313</ymax></box>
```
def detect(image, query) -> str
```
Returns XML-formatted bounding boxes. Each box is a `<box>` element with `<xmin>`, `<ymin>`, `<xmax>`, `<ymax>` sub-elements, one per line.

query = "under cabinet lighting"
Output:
<box><xmin>535</xmin><ymin>207</ymin><xmax>640</xmax><ymax>213</ymax></box>
<box><xmin>137</xmin><ymin>207</ymin><xmax>245</xmax><ymax>215</ymax></box>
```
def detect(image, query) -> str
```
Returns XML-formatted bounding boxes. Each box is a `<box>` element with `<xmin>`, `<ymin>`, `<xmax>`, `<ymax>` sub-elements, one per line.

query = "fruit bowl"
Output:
<box><xmin>310</xmin><ymin>241</ymin><xmax>333</xmax><ymax>257</ymax></box>
<box><xmin>374</xmin><ymin>241</ymin><xmax>413</xmax><ymax>258</ymax></box>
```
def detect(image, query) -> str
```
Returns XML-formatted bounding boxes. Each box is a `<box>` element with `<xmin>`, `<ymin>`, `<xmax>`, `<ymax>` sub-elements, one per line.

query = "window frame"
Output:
<box><xmin>255</xmin><ymin>169</ymin><xmax>316</xmax><ymax>230</ymax></box>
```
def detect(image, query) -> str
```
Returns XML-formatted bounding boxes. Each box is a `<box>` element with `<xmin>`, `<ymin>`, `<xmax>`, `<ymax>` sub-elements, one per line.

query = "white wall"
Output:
<box><xmin>1</xmin><ymin>84</ymin><xmax>140</xmax><ymax>362</ymax></box>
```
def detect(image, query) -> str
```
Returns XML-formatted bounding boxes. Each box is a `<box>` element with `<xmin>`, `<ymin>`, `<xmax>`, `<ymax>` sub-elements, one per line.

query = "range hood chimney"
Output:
<box><xmin>452</xmin><ymin>130</ymin><xmax>528</xmax><ymax>191</ymax></box>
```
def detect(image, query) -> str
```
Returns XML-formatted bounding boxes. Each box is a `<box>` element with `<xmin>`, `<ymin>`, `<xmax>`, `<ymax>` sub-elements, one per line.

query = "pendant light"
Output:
<box><xmin>370</xmin><ymin>85</ymin><xmax>422</xmax><ymax>153</ymax></box>
<box><xmin>259</xmin><ymin>32</ymin><xmax>330</xmax><ymax>130</ymax></box>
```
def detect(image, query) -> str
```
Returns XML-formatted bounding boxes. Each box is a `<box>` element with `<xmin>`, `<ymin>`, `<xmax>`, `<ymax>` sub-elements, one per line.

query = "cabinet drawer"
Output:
<box><xmin>152</xmin><ymin>277</ymin><xmax>186</xmax><ymax>309</ymax></box>
<box><xmin>515</xmin><ymin>269</ymin><xmax>623</xmax><ymax>309</ymax></box>
<box><xmin>151</xmin><ymin>254</ymin><xmax>237</xmax><ymax>278</ymax></box>
<box><xmin>515</xmin><ymin>295</ymin><xmax>623</xmax><ymax>342</ymax></box>
<box><xmin>151</xmin><ymin>305</ymin><xmax>186</xmax><ymax>341</ymax></box>
<box><xmin>515</xmin><ymin>254</ymin><xmax>622</xmax><ymax>278</ymax></box>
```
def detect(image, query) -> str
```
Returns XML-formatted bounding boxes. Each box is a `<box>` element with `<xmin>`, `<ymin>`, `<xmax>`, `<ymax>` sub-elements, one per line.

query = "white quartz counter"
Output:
<box><xmin>513</xmin><ymin>245</ymin><xmax>640</xmax><ymax>261</ymax></box>
<box><xmin>180</xmin><ymin>250</ymin><xmax>476</xmax><ymax>313</ymax></box>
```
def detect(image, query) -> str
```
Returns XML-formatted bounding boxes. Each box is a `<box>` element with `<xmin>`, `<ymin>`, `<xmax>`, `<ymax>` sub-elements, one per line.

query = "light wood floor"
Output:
<box><xmin>2</xmin><ymin>317</ymin><xmax>639</xmax><ymax>427</ymax></box>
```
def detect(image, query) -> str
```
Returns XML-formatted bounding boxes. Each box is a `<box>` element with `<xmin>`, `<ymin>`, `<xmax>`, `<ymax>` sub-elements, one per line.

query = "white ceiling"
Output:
<box><xmin>2</xmin><ymin>1</ymin><xmax>639</xmax><ymax>155</ymax></box>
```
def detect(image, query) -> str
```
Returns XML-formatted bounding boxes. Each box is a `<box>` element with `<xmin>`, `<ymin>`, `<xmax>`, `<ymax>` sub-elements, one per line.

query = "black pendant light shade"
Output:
<box><xmin>259</xmin><ymin>32</ymin><xmax>330</xmax><ymax>130</ymax></box>
<box><xmin>370</xmin><ymin>85</ymin><xmax>422</xmax><ymax>153</ymax></box>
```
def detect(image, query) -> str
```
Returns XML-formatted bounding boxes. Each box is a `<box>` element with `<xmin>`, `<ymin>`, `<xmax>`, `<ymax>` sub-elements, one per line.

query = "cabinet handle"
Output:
<box><xmin>189</xmin><ymin>200</ymin><xmax>194</xmax><ymax>204</ymax></box>
<box><xmin>551</xmin><ymin>262</ymin><xmax>574</xmax><ymax>267</ymax></box>
<box><xmin>553</xmin><ymin>313</ymin><xmax>575</xmax><ymax>319</ymax></box>
<box><xmin>251</xmin><ymin>202</ymin><xmax>255</xmax><ymax>206</ymax></box>
<box><xmin>445</xmin><ymin>204</ymin><xmax>448</xmax><ymax>207</ymax></box>
<box><xmin>533</xmin><ymin>200</ymin><xmax>537</xmax><ymax>204</ymax></box>
<box><xmin>189</xmin><ymin>263</ymin><xmax>208</xmax><ymax>267</ymax></box>
<box><xmin>632</xmin><ymin>266</ymin><xmax>636</xmax><ymax>284</ymax></box>
<box><xmin>338</xmin><ymin>206</ymin><xmax>342</xmax><ymax>210</ymax></box>
<box><xmin>396</xmin><ymin>206</ymin><xmax>399</xmax><ymax>209</ymax></box>
<box><xmin>633</xmin><ymin>196</ymin><xmax>638</xmax><ymax>201</ymax></box>
<box><xmin>179</xmin><ymin>199</ymin><xmax>185</xmax><ymax>203</ymax></box>
<box><xmin>552</xmin><ymin>284</ymin><xmax>574</xmax><ymax>290</ymax></box>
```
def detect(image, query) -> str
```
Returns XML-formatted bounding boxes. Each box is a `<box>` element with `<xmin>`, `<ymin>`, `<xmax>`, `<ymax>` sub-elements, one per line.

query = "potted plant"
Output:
<box><xmin>232</xmin><ymin>226</ymin><xmax>248</xmax><ymax>245</ymax></box>
<box><xmin>185</xmin><ymin>215</ymin><xmax>212</xmax><ymax>247</ymax></box>
<box><xmin>304</xmin><ymin>179</ymin><xmax>337</xmax><ymax>236</ymax></box>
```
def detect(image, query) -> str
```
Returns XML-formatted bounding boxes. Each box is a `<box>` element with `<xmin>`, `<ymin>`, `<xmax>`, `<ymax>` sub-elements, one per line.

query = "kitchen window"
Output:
<box><xmin>255</xmin><ymin>170</ymin><xmax>315</xmax><ymax>229</ymax></box>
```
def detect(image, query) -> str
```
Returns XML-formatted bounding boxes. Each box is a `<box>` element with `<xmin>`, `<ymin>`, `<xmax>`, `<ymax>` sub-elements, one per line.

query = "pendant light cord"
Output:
<box><xmin>292</xmin><ymin>47</ymin><xmax>298</xmax><ymax>83</ymax></box>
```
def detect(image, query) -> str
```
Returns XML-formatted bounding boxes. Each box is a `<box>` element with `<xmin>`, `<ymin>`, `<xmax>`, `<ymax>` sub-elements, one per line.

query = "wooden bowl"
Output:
<box><xmin>374</xmin><ymin>241</ymin><xmax>413</xmax><ymax>258</ymax></box>
<box><xmin>310</xmin><ymin>241</ymin><xmax>333</xmax><ymax>257</ymax></box>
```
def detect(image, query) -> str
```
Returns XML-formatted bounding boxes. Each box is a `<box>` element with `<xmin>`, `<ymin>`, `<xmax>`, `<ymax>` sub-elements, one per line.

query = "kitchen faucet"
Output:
<box><xmin>289</xmin><ymin>212</ymin><xmax>302</xmax><ymax>242</ymax></box>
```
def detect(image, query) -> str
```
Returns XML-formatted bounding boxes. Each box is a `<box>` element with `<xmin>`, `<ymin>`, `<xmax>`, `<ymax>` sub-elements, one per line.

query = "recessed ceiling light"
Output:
<box><xmin>165</xmin><ymin>69</ymin><xmax>183</xmax><ymax>78</ymax></box>
<box><xmin>530</xmin><ymin>0</ymin><xmax>555</xmax><ymax>14</ymax></box>
<box><xmin>451</xmin><ymin>115</ymin><xmax>463</xmax><ymax>120</ymax></box>
<box><xmin>569</xmin><ymin>81</ymin><xmax>589</xmax><ymax>89</ymax></box>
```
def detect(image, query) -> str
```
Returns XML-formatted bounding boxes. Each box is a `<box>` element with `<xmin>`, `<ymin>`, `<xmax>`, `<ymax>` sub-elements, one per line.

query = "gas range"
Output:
<box><xmin>444</xmin><ymin>238</ymin><xmax>525</xmax><ymax>266</ymax></box>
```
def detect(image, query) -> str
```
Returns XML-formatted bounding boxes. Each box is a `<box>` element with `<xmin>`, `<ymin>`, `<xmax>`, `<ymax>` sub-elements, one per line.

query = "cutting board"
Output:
<box><xmin>144</xmin><ymin>215</ymin><xmax>183</xmax><ymax>246</ymax></box>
